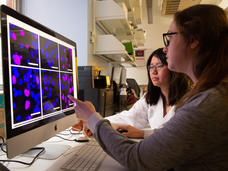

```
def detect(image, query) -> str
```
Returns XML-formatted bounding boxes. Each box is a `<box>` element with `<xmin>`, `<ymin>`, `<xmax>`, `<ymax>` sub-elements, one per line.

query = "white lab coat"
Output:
<box><xmin>106</xmin><ymin>94</ymin><xmax>175</xmax><ymax>138</ymax></box>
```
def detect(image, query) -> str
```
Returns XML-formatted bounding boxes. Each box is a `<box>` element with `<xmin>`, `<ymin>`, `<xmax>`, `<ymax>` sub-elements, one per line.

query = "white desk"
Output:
<box><xmin>0</xmin><ymin>130</ymin><xmax>129</xmax><ymax>171</ymax></box>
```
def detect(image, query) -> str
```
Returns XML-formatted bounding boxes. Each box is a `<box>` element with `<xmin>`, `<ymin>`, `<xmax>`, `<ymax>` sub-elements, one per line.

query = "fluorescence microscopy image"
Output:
<box><xmin>6</xmin><ymin>20</ymin><xmax>76</xmax><ymax>130</ymax></box>
<box><xmin>9</xmin><ymin>23</ymin><xmax>39</xmax><ymax>67</ymax></box>
<box><xmin>41</xmin><ymin>70</ymin><xmax>60</xmax><ymax>115</ymax></box>
<box><xmin>40</xmin><ymin>36</ymin><xmax>59</xmax><ymax>70</ymax></box>
<box><xmin>60</xmin><ymin>73</ymin><xmax>74</xmax><ymax>109</ymax></box>
<box><xmin>59</xmin><ymin>44</ymin><xmax>73</xmax><ymax>71</ymax></box>
<box><xmin>11</xmin><ymin>66</ymin><xmax>41</xmax><ymax>124</ymax></box>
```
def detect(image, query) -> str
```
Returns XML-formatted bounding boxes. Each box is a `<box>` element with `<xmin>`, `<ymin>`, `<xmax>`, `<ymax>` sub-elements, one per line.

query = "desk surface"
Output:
<box><xmin>0</xmin><ymin>129</ymin><xmax>129</xmax><ymax>171</ymax></box>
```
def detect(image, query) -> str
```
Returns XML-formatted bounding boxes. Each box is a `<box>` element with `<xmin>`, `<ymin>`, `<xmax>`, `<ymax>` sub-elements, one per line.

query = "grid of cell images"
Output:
<box><xmin>9</xmin><ymin>22</ymin><xmax>75</xmax><ymax>128</ymax></box>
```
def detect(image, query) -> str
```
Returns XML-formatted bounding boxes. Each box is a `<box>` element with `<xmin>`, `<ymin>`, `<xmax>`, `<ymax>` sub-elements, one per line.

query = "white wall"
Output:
<box><xmin>126</xmin><ymin>0</ymin><xmax>173</xmax><ymax>85</ymax></box>
<box><xmin>87</xmin><ymin>0</ymin><xmax>113</xmax><ymax>77</ymax></box>
<box><xmin>20</xmin><ymin>0</ymin><xmax>172</xmax><ymax>84</ymax></box>
<box><xmin>21</xmin><ymin>0</ymin><xmax>88</xmax><ymax>66</ymax></box>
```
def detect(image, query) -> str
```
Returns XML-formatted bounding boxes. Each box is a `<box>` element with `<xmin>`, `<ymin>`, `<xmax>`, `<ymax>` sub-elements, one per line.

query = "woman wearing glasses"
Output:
<box><xmin>69</xmin><ymin>4</ymin><xmax>228</xmax><ymax>170</ymax></box>
<box><xmin>85</xmin><ymin>48</ymin><xmax>189</xmax><ymax>139</ymax></box>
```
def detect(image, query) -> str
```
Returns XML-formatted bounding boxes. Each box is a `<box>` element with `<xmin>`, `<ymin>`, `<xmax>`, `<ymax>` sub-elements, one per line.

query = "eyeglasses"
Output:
<box><xmin>147</xmin><ymin>64</ymin><xmax>164</xmax><ymax>71</ymax></box>
<box><xmin>163</xmin><ymin>32</ymin><xmax>178</xmax><ymax>47</ymax></box>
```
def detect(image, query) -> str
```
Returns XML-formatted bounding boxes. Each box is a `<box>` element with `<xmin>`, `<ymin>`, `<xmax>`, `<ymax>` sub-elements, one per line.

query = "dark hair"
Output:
<box><xmin>174</xmin><ymin>5</ymin><xmax>228</xmax><ymax>109</ymax></box>
<box><xmin>145</xmin><ymin>48</ymin><xmax>190</xmax><ymax>106</ymax></box>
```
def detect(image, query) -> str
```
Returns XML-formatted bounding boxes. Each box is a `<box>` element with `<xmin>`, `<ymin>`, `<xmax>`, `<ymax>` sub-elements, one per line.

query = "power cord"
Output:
<box><xmin>0</xmin><ymin>136</ymin><xmax>6</xmax><ymax>153</ymax></box>
<box><xmin>0</xmin><ymin>136</ymin><xmax>45</xmax><ymax>166</ymax></box>
<box><xmin>55</xmin><ymin>134</ymin><xmax>77</xmax><ymax>141</ymax></box>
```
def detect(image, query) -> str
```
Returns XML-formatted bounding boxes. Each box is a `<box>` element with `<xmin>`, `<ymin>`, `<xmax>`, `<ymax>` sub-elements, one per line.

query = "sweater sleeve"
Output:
<box><xmin>92</xmin><ymin>87</ymin><xmax>228</xmax><ymax>170</ymax></box>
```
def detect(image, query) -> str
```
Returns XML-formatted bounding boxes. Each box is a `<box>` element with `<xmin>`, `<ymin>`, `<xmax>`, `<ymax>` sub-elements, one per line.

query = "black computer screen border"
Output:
<box><xmin>1</xmin><ymin>5</ymin><xmax>78</xmax><ymax>139</ymax></box>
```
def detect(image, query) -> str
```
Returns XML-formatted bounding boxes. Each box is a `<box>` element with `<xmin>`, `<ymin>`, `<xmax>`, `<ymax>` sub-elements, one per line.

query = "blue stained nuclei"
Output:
<box><xmin>10</xmin><ymin>23</ymin><xmax>15</xmax><ymax>28</ymax></box>
<box><xmin>34</xmin><ymin>34</ymin><xmax>38</xmax><ymax>39</ymax></box>
<box><xmin>33</xmin><ymin>105</ymin><xmax>40</xmax><ymax>113</ymax></box>
<box><xmin>31</xmin><ymin>91</ymin><xmax>34</xmax><ymax>98</ymax></box>
<box><xmin>20</xmin><ymin>43</ymin><xmax>23</xmax><ymax>48</ymax></box>
<box><xmin>13</xmin><ymin>69</ymin><xmax>19</xmax><ymax>78</ymax></box>
<box><xmin>13</xmin><ymin>102</ymin><xmax>16</xmax><ymax>109</ymax></box>
<box><xmin>31</xmin><ymin>51</ymin><xmax>34</xmax><ymax>58</ymax></box>
<box><xmin>16</xmin><ymin>115</ymin><xmax>21</xmax><ymax>121</ymax></box>
<box><xmin>43</xmin><ymin>78</ymin><xmax>47</xmax><ymax>85</ymax></box>
<box><xmin>34</xmin><ymin>93</ymin><xmax>40</xmax><ymax>102</ymax></box>
<box><xmin>31</xmin><ymin>84</ymin><xmax>36</xmax><ymax>89</ymax></box>
<box><xmin>35</xmin><ymin>49</ymin><xmax>38</xmax><ymax>55</ymax></box>
<box><xmin>27</xmin><ymin>83</ymin><xmax>30</xmax><ymax>90</ymax></box>
<box><xmin>14</xmin><ymin>91</ymin><xmax>18</xmax><ymax>97</ymax></box>
<box><xmin>45</xmin><ymin>51</ymin><xmax>48</xmax><ymax>58</ymax></box>
<box><xmin>18</xmin><ymin>79</ymin><xmax>23</xmax><ymax>85</ymax></box>
<box><xmin>18</xmin><ymin>90</ymin><xmax>22</xmax><ymax>96</ymax></box>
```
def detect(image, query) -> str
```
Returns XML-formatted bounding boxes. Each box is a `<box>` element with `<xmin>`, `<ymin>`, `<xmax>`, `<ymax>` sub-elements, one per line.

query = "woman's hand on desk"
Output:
<box><xmin>112</xmin><ymin>124</ymin><xmax>144</xmax><ymax>139</ymax></box>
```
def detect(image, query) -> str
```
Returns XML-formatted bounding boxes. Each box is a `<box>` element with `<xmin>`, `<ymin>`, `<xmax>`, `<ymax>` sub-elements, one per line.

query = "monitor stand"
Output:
<box><xmin>21</xmin><ymin>143</ymin><xmax>71</xmax><ymax>160</ymax></box>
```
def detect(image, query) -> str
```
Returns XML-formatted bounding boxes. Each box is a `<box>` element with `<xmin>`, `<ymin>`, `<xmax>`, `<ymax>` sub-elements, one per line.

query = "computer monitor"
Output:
<box><xmin>0</xmin><ymin>5</ymin><xmax>78</xmax><ymax>159</ymax></box>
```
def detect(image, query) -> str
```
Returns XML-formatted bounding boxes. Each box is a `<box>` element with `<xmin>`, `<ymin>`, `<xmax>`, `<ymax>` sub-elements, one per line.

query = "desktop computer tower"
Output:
<box><xmin>78</xmin><ymin>66</ymin><xmax>99</xmax><ymax>111</ymax></box>
<box><xmin>78</xmin><ymin>66</ymin><xmax>114</xmax><ymax>116</ymax></box>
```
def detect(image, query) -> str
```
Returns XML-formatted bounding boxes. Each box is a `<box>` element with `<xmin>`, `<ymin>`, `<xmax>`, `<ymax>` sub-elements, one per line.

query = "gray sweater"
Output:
<box><xmin>91</xmin><ymin>85</ymin><xmax>228</xmax><ymax>171</ymax></box>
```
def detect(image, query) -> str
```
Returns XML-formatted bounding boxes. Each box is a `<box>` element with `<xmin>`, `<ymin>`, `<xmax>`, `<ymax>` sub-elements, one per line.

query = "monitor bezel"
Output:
<box><xmin>0</xmin><ymin>5</ymin><xmax>78</xmax><ymax>158</ymax></box>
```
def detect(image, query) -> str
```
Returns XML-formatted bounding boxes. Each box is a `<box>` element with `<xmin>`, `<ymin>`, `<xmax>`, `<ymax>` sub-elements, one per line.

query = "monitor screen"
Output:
<box><xmin>0</xmin><ymin>5</ymin><xmax>78</xmax><ymax>159</ymax></box>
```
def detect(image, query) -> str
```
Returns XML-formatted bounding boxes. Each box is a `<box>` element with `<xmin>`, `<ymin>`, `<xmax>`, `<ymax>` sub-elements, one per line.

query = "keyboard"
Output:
<box><xmin>61</xmin><ymin>139</ymin><xmax>107</xmax><ymax>171</ymax></box>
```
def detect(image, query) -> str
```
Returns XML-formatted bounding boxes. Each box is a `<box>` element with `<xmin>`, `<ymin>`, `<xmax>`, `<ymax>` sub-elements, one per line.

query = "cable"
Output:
<box><xmin>0</xmin><ymin>136</ymin><xmax>6</xmax><ymax>153</ymax></box>
<box><xmin>57</xmin><ymin>127</ymin><xmax>81</xmax><ymax>136</ymax></box>
<box><xmin>0</xmin><ymin>147</ymin><xmax>45</xmax><ymax>166</ymax></box>
<box><xmin>69</xmin><ymin>128</ymin><xmax>82</xmax><ymax>135</ymax></box>
<box><xmin>55</xmin><ymin>135</ymin><xmax>76</xmax><ymax>141</ymax></box>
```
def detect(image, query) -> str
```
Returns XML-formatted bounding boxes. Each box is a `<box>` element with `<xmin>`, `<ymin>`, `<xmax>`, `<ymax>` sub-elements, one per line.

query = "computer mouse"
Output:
<box><xmin>75</xmin><ymin>134</ymin><xmax>89</xmax><ymax>142</ymax></box>
<box><xmin>118</xmin><ymin>129</ymin><xmax>128</xmax><ymax>133</ymax></box>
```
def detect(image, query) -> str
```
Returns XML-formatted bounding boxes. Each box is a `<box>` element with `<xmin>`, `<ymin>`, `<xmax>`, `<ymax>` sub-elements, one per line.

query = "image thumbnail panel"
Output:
<box><xmin>11</xmin><ymin>66</ymin><xmax>41</xmax><ymax>125</ymax></box>
<box><xmin>40</xmin><ymin>36</ymin><xmax>59</xmax><ymax>70</ymax></box>
<box><xmin>41</xmin><ymin>70</ymin><xmax>60</xmax><ymax>115</ymax></box>
<box><xmin>9</xmin><ymin>23</ymin><xmax>39</xmax><ymax>67</ymax></box>
<box><xmin>59</xmin><ymin>44</ymin><xmax>73</xmax><ymax>71</ymax></box>
<box><xmin>60</xmin><ymin>73</ymin><xmax>74</xmax><ymax>109</ymax></box>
